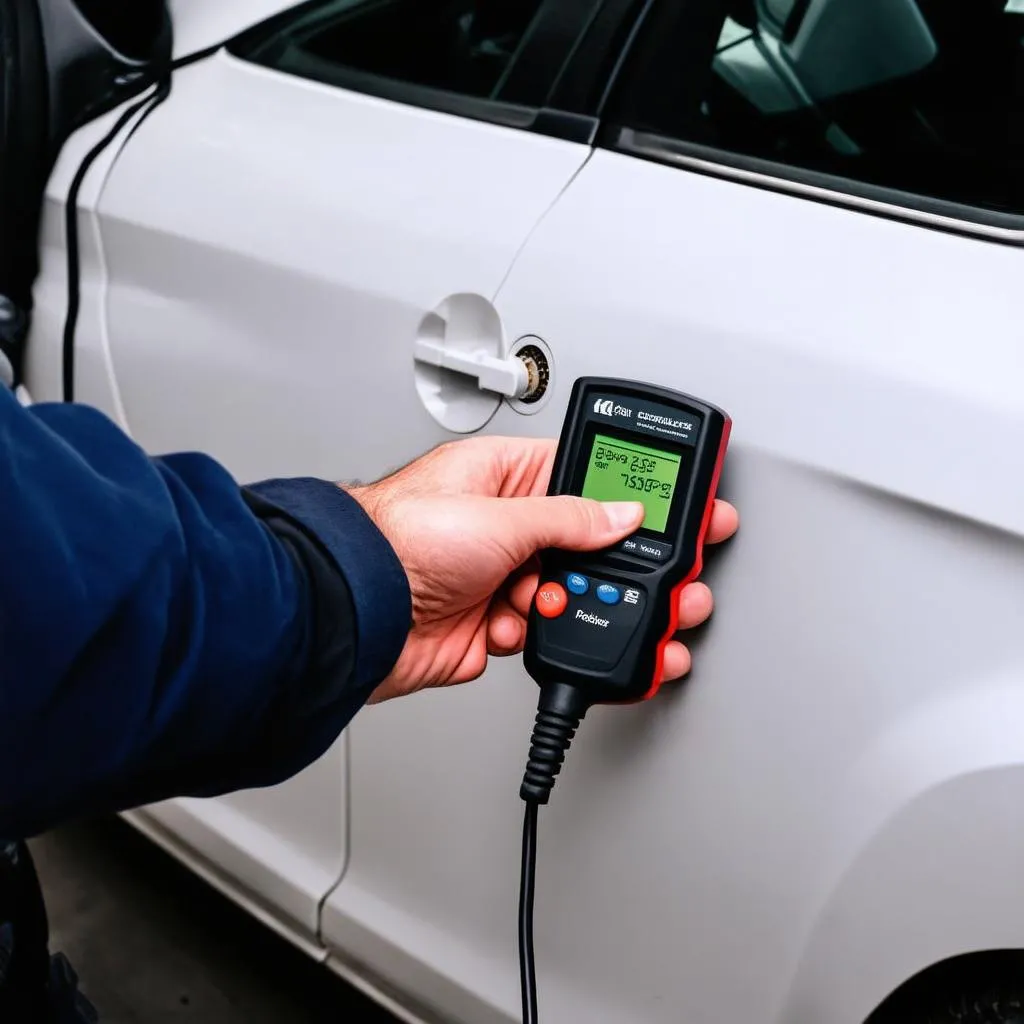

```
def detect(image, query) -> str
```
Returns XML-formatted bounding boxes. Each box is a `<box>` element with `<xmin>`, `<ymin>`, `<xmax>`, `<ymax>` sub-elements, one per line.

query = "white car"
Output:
<box><xmin>13</xmin><ymin>1</ymin><xmax>1024</xmax><ymax>1022</ymax></box>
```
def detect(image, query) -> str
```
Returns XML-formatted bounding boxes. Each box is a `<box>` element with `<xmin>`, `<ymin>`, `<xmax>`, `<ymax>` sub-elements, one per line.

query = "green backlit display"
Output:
<box><xmin>581</xmin><ymin>433</ymin><xmax>681</xmax><ymax>534</ymax></box>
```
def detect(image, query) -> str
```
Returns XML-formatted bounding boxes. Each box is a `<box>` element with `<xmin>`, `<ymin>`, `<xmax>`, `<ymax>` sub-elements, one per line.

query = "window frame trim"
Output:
<box><xmin>594</xmin><ymin>2</ymin><xmax>1024</xmax><ymax>246</ymax></box>
<box><xmin>264</xmin><ymin>44</ymin><xmax>541</xmax><ymax>130</ymax></box>
<box><xmin>602</xmin><ymin>127</ymin><xmax>1024</xmax><ymax>245</ymax></box>
<box><xmin>226</xmin><ymin>0</ymin><xmax>606</xmax><ymax>140</ymax></box>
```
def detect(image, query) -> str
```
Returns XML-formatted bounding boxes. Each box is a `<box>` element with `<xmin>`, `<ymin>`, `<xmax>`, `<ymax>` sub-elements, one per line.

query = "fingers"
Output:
<box><xmin>491</xmin><ymin>582</ymin><xmax>713</xmax><ymax>688</ymax></box>
<box><xmin>706</xmin><ymin>499</ymin><xmax>739</xmax><ymax>545</ymax></box>
<box><xmin>677</xmin><ymin>581</ymin><xmax>713</xmax><ymax>630</ymax></box>
<box><xmin>501</xmin><ymin>495</ymin><xmax>645</xmax><ymax>565</ymax></box>
<box><xmin>508</xmin><ymin>567</ymin><xmax>540</xmax><ymax>619</ymax></box>
<box><xmin>491</xmin><ymin>437</ymin><xmax>558</xmax><ymax>498</ymax></box>
<box><xmin>659</xmin><ymin>641</ymin><xmax>692</xmax><ymax>682</ymax></box>
<box><xmin>659</xmin><ymin>582</ymin><xmax>717</xmax><ymax>682</ymax></box>
<box><xmin>511</xmin><ymin>574</ymin><xmax>713</xmax><ymax>624</ymax></box>
<box><xmin>496</xmin><ymin>499</ymin><xmax>731</xmax><ymax>667</ymax></box>
<box><xmin>445</xmin><ymin>436</ymin><xmax>558</xmax><ymax>498</ymax></box>
<box><xmin>487</xmin><ymin>593</ymin><xmax>526</xmax><ymax>655</ymax></box>
<box><xmin>502</xmin><ymin>494</ymin><xmax>736</xmax><ymax>571</ymax></box>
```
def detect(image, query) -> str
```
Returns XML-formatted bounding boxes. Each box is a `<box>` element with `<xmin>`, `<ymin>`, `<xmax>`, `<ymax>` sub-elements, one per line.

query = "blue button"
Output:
<box><xmin>566</xmin><ymin>573</ymin><xmax>589</xmax><ymax>595</ymax></box>
<box><xmin>596</xmin><ymin>584</ymin><xmax>622</xmax><ymax>606</ymax></box>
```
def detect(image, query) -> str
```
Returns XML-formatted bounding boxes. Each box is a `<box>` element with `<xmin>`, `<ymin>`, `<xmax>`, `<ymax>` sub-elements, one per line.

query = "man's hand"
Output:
<box><xmin>347</xmin><ymin>436</ymin><xmax>738</xmax><ymax>703</ymax></box>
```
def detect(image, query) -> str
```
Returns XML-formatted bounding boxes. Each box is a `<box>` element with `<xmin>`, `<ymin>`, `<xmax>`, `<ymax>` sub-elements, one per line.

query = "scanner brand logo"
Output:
<box><xmin>576</xmin><ymin>609</ymin><xmax>610</xmax><ymax>628</ymax></box>
<box><xmin>593</xmin><ymin>399</ymin><xmax>633</xmax><ymax>419</ymax></box>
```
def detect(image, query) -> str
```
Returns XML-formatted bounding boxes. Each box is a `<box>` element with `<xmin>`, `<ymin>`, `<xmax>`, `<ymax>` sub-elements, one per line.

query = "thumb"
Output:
<box><xmin>500</xmin><ymin>495</ymin><xmax>645</xmax><ymax>561</ymax></box>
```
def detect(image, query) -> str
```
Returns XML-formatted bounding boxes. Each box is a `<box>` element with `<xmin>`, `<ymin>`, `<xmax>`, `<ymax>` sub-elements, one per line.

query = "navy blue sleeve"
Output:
<box><xmin>0</xmin><ymin>386</ymin><xmax>411</xmax><ymax>839</ymax></box>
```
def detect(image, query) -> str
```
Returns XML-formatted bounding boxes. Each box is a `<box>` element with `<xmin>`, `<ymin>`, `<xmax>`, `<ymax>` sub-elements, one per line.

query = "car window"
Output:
<box><xmin>239</xmin><ymin>0</ymin><xmax>547</xmax><ymax>102</ymax></box>
<box><xmin>604</xmin><ymin>0</ymin><xmax>1024</xmax><ymax>224</ymax></box>
<box><xmin>72</xmin><ymin>0</ymin><xmax>165</xmax><ymax>60</ymax></box>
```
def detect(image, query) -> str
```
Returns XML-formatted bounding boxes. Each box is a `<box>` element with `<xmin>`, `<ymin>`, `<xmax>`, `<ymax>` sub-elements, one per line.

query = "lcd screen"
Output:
<box><xmin>580</xmin><ymin>433</ymin><xmax>682</xmax><ymax>534</ymax></box>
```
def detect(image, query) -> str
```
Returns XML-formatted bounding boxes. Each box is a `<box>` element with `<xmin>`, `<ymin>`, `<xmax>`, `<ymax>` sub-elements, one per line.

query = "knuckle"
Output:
<box><xmin>562</xmin><ymin>494</ymin><xmax>595</xmax><ymax>528</ymax></box>
<box><xmin>581</xmin><ymin>497</ymin><xmax>607</xmax><ymax>532</ymax></box>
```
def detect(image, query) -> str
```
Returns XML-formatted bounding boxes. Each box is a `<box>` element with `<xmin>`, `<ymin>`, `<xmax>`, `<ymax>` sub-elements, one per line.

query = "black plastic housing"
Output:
<box><xmin>523</xmin><ymin>376</ymin><xmax>730</xmax><ymax>706</ymax></box>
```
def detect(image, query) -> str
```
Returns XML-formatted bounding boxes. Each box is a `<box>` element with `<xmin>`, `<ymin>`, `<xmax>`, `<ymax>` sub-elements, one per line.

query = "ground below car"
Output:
<box><xmin>30</xmin><ymin>818</ymin><xmax>398</xmax><ymax>1024</ymax></box>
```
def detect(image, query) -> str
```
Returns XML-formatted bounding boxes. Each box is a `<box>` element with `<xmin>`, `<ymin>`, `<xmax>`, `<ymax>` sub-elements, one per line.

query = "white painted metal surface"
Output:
<box><xmin>89</xmin><ymin>53</ymin><xmax>588</xmax><ymax>481</ymax></box>
<box><xmin>23</xmin><ymin>3</ymin><xmax>1024</xmax><ymax>1022</ymax></box>
<box><xmin>326</xmin><ymin>150</ymin><xmax>1024</xmax><ymax>1024</ymax></box>
<box><xmin>26</xmin><ymin>42</ymin><xmax>589</xmax><ymax>971</ymax></box>
<box><xmin>166</xmin><ymin>0</ymin><xmax>298</xmax><ymax>56</ymax></box>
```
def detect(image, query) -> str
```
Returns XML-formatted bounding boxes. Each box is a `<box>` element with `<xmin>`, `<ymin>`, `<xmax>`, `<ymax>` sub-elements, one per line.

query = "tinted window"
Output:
<box><xmin>608</xmin><ymin>0</ymin><xmax>1024</xmax><ymax>220</ymax></box>
<box><xmin>72</xmin><ymin>0</ymin><xmax>165</xmax><ymax>60</ymax></box>
<box><xmin>245</xmin><ymin>0</ymin><xmax>546</xmax><ymax>101</ymax></box>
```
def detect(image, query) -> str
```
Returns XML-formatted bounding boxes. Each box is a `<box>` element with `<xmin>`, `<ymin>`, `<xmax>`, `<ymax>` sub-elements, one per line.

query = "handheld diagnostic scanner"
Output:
<box><xmin>519</xmin><ymin>377</ymin><xmax>731</xmax><ymax>805</ymax></box>
<box><xmin>514</xmin><ymin>377</ymin><xmax>731</xmax><ymax>1023</ymax></box>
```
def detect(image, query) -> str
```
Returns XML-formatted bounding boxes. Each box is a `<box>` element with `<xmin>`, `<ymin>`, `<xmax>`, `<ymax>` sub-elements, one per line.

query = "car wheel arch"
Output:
<box><xmin>778</xmin><ymin>672</ymin><xmax>1024</xmax><ymax>1024</ymax></box>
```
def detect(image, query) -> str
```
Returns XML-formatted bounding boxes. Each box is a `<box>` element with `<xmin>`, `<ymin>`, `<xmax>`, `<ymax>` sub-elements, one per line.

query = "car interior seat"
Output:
<box><xmin>743</xmin><ymin>0</ymin><xmax>938</xmax><ymax>111</ymax></box>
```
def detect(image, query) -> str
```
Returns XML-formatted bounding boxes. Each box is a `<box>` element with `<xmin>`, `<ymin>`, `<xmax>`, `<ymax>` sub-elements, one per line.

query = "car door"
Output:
<box><xmin>25</xmin><ymin>0</ymin><xmax>602</xmax><ymax>953</ymax></box>
<box><xmin>322</xmin><ymin>2</ymin><xmax>1024</xmax><ymax>1023</ymax></box>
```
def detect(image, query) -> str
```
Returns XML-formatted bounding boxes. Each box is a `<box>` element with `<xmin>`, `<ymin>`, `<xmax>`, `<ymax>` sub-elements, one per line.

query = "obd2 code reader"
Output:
<box><xmin>515</xmin><ymin>377</ymin><xmax>731</xmax><ymax>1024</ymax></box>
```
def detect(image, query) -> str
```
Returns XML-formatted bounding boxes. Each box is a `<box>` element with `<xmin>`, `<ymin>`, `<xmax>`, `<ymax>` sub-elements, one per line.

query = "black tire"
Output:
<box><xmin>869</xmin><ymin>955</ymin><xmax>1024</xmax><ymax>1024</ymax></box>
<box><xmin>916</xmin><ymin>989</ymin><xmax>1024</xmax><ymax>1024</ymax></box>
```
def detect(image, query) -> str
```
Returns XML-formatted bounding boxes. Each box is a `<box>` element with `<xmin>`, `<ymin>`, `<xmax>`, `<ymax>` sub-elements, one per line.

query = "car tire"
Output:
<box><xmin>870</xmin><ymin>962</ymin><xmax>1024</xmax><ymax>1024</ymax></box>
<box><xmin>916</xmin><ymin>994</ymin><xmax>1024</xmax><ymax>1024</ymax></box>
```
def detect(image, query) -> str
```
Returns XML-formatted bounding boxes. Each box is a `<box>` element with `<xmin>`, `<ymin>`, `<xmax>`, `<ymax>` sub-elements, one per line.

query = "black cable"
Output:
<box><xmin>61</xmin><ymin>85</ymin><xmax>161</xmax><ymax>402</ymax></box>
<box><xmin>519</xmin><ymin>682</ymin><xmax>586</xmax><ymax>805</ymax></box>
<box><xmin>519</xmin><ymin>800</ymin><xmax>539</xmax><ymax>1024</ymax></box>
<box><xmin>517</xmin><ymin>682</ymin><xmax>588</xmax><ymax>1022</ymax></box>
<box><xmin>61</xmin><ymin>41</ymin><xmax>224</xmax><ymax>403</ymax></box>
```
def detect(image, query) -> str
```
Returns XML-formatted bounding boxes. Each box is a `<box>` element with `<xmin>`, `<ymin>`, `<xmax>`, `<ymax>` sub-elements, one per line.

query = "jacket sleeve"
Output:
<box><xmin>0</xmin><ymin>386</ymin><xmax>411</xmax><ymax>839</ymax></box>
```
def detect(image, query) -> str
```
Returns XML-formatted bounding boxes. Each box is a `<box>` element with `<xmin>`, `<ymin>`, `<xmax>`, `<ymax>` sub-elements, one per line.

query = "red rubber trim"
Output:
<box><xmin>643</xmin><ymin>417</ymin><xmax>732</xmax><ymax>701</ymax></box>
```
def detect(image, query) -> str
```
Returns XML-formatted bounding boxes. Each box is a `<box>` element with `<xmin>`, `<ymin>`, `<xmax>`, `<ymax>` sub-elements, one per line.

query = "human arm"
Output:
<box><xmin>0</xmin><ymin>388</ymin><xmax>736</xmax><ymax>839</ymax></box>
<box><xmin>0</xmin><ymin>386</ymin><xmax>410</xmax><ymax>838</ymax></box>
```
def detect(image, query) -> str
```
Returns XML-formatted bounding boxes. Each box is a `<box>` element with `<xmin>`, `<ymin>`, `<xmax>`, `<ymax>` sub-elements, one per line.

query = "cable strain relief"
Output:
<box><xmin>520</xmin><ymin>683</ymin><xmax>589</xmax><ymax>805</ymax></box>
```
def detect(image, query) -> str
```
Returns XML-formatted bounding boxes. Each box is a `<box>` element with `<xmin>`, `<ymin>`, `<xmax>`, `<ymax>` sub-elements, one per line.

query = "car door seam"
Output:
<box><xmin>492</xmin><ymin>145</ymin><xmax>596</xmax><ymax>304</ymax></box>
<box><xmin>315</xmin><ymin>732</ymin><xmax>351</xmax><ymax>946</ymax></box>
<box><xmin>75</xmin><ymin>97</ymin><xmax>161</xmax><ymax>432</ymax></box>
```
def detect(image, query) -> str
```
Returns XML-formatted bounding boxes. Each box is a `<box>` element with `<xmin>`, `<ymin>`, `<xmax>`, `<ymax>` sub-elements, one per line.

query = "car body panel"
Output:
<box><xmin>785</xmin><ymin>706</ymin><xmax>1024</xmax><ymax>1023</ymax></box>
<box><xmin>474</xmin><ymin>149</ymin><xmax>1024</xmax><ymax>1022</ymax></box>
<box><xmin>167</xmin><ymin>0</ymin><xmax>298</xmax><ymax>57</ymax></box>
<box><xmin>90</xmin><ymin>52</ymin><xmax>589</xmax><ymax>480</ymax></box>
<box><xmin>26</xmin><ymin>101</ymin><xmax>145</xmax><ymax>419</ymax></box>
<box><xmin>322</xmin><ymin>148</ymin><xmax>1024</xmax><ymax>1024</ymax></box>
<box><xmin>21</xmin><ymin>3</ymin><xmax>1024</xmax><ymax>1022</ymax></box>
<box><xmin>26</xmin><ymin>45</ymin><xmax>590</xmax><ymax>955</ymax></box>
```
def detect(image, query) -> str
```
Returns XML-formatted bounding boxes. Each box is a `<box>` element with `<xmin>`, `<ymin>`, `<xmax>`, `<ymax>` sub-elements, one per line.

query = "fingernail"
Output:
<box><xmin>604</xmin><ymin>501</ymin><xmax>644</xmax><ymax>531</ymax></box>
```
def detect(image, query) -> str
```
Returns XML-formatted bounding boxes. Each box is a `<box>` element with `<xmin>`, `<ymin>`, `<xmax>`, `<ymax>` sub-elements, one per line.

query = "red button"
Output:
<box><xmin>535</xmin><ymin>582</ymin><xmax>568</xmax><ymax>619</ymax></box>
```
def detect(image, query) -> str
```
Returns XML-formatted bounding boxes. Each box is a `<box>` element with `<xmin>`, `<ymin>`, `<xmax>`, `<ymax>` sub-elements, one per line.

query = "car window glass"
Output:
<box><xmin>609</xmin><ymin>0</ymin><xmax>1024</xmax><ymax>218</ymax></box>
<box><xmin>252</xmin><ymin>0</ymin><xmax>547</xmax><ymax>100</ymax></box>
<box><xmin>71</xmin><ymin>0</ymin><xmax>165</xmax><ymax>60</ymax></box>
